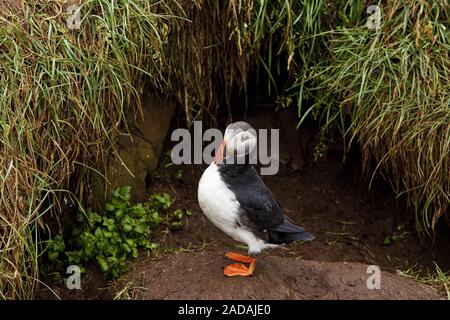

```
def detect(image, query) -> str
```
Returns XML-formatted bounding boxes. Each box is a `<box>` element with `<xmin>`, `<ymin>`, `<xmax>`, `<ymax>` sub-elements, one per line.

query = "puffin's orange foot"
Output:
<box><xmin>224</xmin><ymin>262</ymin><xmax>254</xmax><ymax>277</ymax></box>
<box><xmin>223</xmin><ymin>252</ymin><xmax>255</xmax><ymax>277</ymax></box>
<box><xmin>225</xmin><ymin>252</ymin><xmax>254</xmax><ymax>263</ymax></box>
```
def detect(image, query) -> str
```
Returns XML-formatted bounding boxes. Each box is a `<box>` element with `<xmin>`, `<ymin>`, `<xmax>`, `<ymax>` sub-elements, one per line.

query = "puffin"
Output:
<box><xmin>198</xmin><ymin>121</ymin><xmax>315</xmax><ymax>277</ymax></box>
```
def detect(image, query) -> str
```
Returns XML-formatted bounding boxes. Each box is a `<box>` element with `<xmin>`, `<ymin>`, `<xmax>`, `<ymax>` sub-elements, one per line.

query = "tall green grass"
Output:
<box><xmin>292</xmin><ymin>0</ymin><xmax>450</xmax><ymax>237</ymax></box>
<box><xmin>0</xmin><ymin>0</ymin><xmax>171</xmax><ymax>299</ymax></box>
<box><xmin>243</xmin><ymin>0</ymin><xmax>449</xmax><ymax>238</ymax></box>
<box><xmin>160</xmin><ymin>0</ymin><xmax>254</xmax><ymax>123</ymax></box>
<box><xmin>0</xmin><ymin>0</ymin><xmax>266</xmax><ymax>299</ymax></box>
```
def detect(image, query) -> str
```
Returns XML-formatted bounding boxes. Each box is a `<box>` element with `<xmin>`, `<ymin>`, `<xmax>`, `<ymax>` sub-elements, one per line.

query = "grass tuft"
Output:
<box><xmin>0</xmin><ymin>0</ymin><xmax>171</xmax><ymax>299</ymax></box>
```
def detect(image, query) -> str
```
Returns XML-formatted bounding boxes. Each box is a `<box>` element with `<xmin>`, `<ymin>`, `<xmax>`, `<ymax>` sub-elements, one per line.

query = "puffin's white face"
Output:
<box><xmin>223</xmin><ymin>121</ymin><xmax>257</xmax><ymax>158</ymax></box>
<box><xmin>226</xmin><ymin>130</ymin><xmax>257</xmax><ymax>157</ymax></box>
<box><xmin>214</xmin><ymin>121</ymin><xmax>257</xmax><ymax>163</ymax></box>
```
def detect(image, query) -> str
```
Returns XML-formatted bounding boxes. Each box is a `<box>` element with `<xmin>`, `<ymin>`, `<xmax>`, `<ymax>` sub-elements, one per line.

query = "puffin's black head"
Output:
<box><xmin>214</xmin><ymin>121</ymin><xmax>257</xmax><ymax>164</ymax></box>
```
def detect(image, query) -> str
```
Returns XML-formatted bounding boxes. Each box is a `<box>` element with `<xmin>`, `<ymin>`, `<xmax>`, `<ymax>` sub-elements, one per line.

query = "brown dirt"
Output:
<box><xmin>39</xmin><ymin>141</ymin><xmax>450</xmax><ymax>300</ymax></box>
<box><xmin>120</xmin><ymin>251</ymin><xmax>439</xmax><ymax>300</ymax></box>
<box><xmin>108</xmin><ymin>149</ymin><xmax>449</xmax><ymax>300</ymax></box>
<box><xmin>149</xmin><ymin>152</ymin><xmax>450</xmax><ymax>275</ymax></box>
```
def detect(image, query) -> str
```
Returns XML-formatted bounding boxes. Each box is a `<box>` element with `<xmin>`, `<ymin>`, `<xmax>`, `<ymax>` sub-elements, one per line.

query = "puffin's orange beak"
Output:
<box><xmin>214</xmin><ymin>140</ymin><xmax>226</xmax><ymax>163</ymax></box>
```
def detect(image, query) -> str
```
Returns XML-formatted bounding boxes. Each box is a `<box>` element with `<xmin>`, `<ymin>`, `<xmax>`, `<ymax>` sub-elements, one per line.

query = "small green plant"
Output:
<box><xmin>149</xmin><ymin>193</ymin><xmax>192</xmax><ymax>230</ymax></box>
<box><xmin>46</xmin><ymin>235</ymin><xmax>65</xmax><ymax>262</ymax></box>
<box><xmin>174</xmin><ymin>169</ymin><xmax>184</xmax><ymax>180</ymax></box>
<box><xmin>169</xmin><ymin>209</ymin><xmax>192</xmax><ymax>231</ymax></box>
<box><xmin>45</xmin><ymin>187</ymin><xmax>191</xmax><ymax>279</ymax></box>
<box><xmin>152</xmin><ymin>150</ymin><xmax>185</xmax><ymax>181</ymax></box>
<box><xmin>382</xmin><ymin>224</ymin><xmax>410</xmax><ymax>246</ymax></box>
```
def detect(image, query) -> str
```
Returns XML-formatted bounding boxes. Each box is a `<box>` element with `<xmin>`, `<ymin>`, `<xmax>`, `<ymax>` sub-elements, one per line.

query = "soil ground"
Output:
<box><xmin>40</xmin><ymin>148</ymin><xmax>450</xmax><ymax>300</ymax></box>
<box><xmin>119</xmin><ymin>252</ymin><xmax>438</xmax><ymax>299</ymax></box>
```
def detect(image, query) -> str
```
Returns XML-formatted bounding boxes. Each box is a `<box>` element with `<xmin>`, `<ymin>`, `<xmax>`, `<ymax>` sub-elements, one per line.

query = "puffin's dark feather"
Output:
<box><xmin>267</xmin><ymin>229</ymin><xmax>315</xmax><ymax>244</ymax></box>
<box><xmin>218</xmin><ymin>164</ymin><xmax>284</xmax><ymax>230</ymax></box>
<box><xmin>271</xmin><ymin>220</ymin><xmax>306</xmax><ymax>233</ymax></box>
<box><xmin>218</xmin><ymin>163</ymin><xmax>315</xmax><ymax>245</ymax></box>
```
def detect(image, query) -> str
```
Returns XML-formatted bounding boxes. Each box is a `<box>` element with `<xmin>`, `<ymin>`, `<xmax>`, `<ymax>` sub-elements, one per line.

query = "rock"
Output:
<box><xmin>89</xmin><ymin>89</ymin><xmax>177</xmax><ymax>205</ymax></box>
<box><xmin>112</xmin><ymin>134</ymin><xmax>157</xmax><ymax>202</ymax></box>
<box><xmin>131</xmin><ymin>90</ymin><xmax>176</xmax><ymax>158</ymax></box>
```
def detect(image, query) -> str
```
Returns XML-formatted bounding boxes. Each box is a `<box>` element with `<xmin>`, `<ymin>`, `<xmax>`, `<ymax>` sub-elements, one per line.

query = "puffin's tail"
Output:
<box><xmin>267</xmin><ymin>219</ymin><xmax>315</xmax><ymax>244</ymax></box>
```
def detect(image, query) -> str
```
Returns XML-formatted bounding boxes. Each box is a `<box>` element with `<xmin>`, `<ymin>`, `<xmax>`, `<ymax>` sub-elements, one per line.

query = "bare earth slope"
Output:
<box><xmin>124</xmin><ymin>251</ymin><xmax>439</xmax><ymax>300</ymax></box>
<box><xmin>39</xmin><ymin>152</ymin><xmax>449</xmax><ymax>300</ymax></box>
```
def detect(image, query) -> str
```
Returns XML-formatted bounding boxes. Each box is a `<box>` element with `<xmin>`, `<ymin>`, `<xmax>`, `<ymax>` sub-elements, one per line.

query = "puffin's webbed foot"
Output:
<box><xmin>223</xmin><ymin>252</ymin><xmax>255</xmax><ymax>277</ymax></box>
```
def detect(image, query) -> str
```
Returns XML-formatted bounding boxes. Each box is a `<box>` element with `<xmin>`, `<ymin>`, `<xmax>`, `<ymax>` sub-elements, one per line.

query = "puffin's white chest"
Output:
<box><xmin>197</xmin><ymin>163</ymin><xmax>241</xmax><ymax>239</ymax></box>
<box><xmin>198</xmin><ymin>163</ymin><xmax>274</xmax><ymax>255</ymax></box>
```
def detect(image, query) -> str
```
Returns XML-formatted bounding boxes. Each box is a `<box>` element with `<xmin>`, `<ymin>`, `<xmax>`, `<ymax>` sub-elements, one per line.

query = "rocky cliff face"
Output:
<box><xmin>90</xmin><ymin>89</ymin><xmax>176</xmax><ymax>205</ymax></box>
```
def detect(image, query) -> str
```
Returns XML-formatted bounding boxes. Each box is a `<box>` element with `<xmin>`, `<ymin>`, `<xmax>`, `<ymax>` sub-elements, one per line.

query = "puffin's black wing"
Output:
<box><xmin>236</xmin><ymin>182</ymin><xmax>285</xmax><ymax>230</ymax></box>
<box><xmin>218</xmin><ymin>164</ymin><xmax>315</xmax><ymax>244</ymax></box>
<box><xmin>218</xmin><ymin>165</ymin><xmax>284</xmax><ymax>229</ymax></box>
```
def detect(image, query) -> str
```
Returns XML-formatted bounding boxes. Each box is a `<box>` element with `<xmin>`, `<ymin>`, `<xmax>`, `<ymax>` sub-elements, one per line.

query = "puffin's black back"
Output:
<box><xmin>218</xmin><ymin>164</ymin><xmax>284</xmax><ymax>229</ymax></box>
<box><xmin>218</xmin><ymin>164</ymin><xmax>315</xmax><ymax>244</ymax></box>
